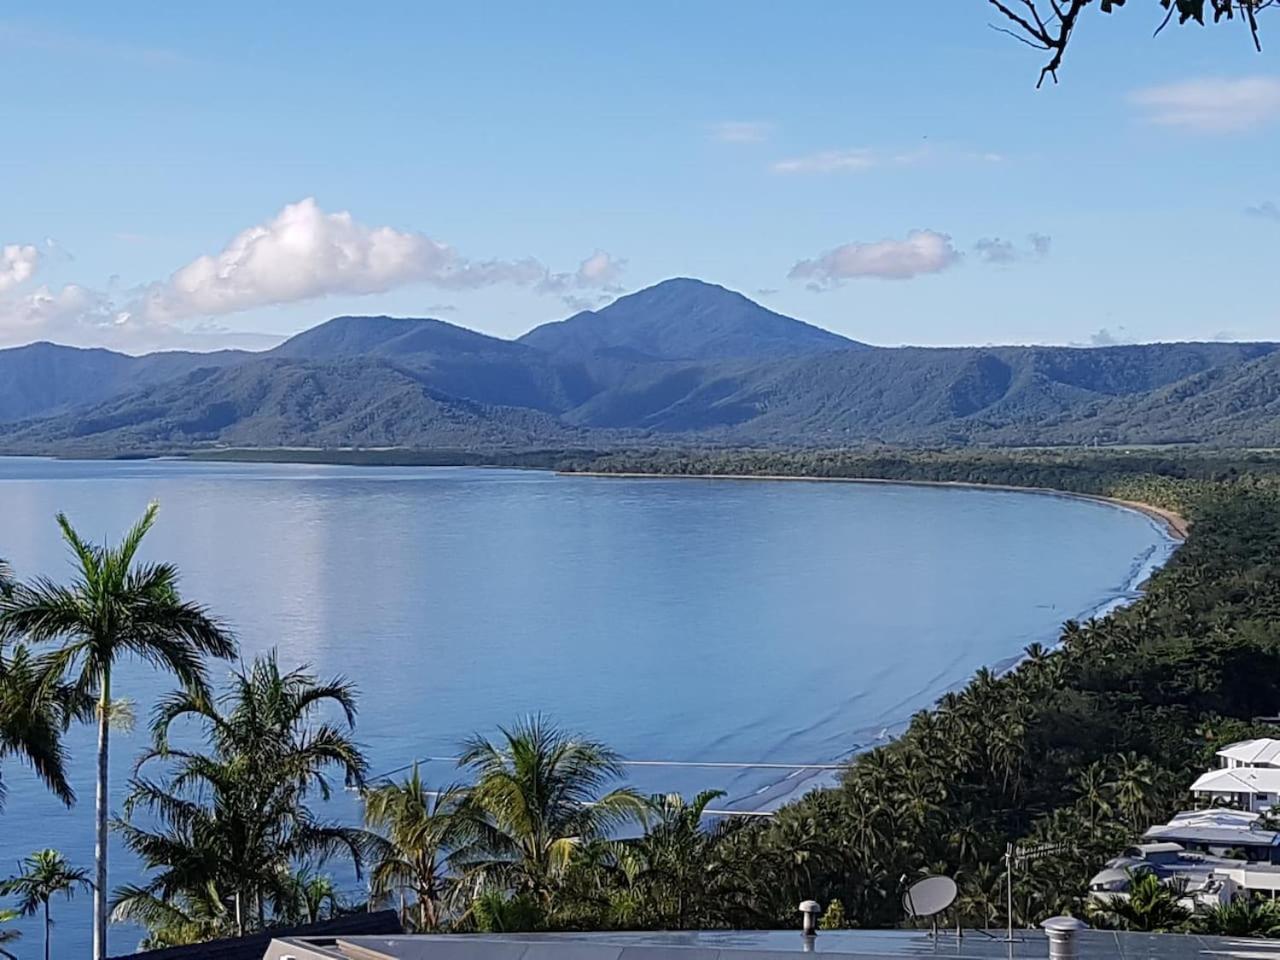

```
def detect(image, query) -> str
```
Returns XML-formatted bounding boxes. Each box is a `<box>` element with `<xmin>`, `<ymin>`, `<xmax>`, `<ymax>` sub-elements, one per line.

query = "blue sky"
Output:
<box><xmin>2</xmin><ymin>1</ymin><xmax>1278</xmax><ymax>352</ymax></box>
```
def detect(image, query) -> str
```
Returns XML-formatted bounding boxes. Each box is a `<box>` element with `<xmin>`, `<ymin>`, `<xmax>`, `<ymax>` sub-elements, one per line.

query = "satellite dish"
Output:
<box><xmin>902</xmin><ymin>875</ymin><xmax>958</xmax><ymax>918</ymax></box>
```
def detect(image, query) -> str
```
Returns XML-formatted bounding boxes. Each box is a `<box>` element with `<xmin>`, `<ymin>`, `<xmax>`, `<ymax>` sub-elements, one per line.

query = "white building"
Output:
<box><xmin>1217</xmin><ymin>738</ymin><xmax>1280</xmax><ymax>769</ymax></box>
<box><xmin>1191</xmin><ymin>738</ymin><xmax>1280</xmax><ymax>812</ymax></box>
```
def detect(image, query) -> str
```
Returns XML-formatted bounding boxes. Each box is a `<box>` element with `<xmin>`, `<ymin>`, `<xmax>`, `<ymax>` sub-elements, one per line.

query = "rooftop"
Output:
<box><xmin>1191</xmin><ymin>767</ymin><xmax>1280</xmax><ymax>795</ymax></box>
<box><xmin>1218</xmin><ymin>739</ymin><xmax>1280</xmax><ymax>766</ymax></box>
<box><xmin>1145</xmin><ymin>808</ymin><xmax>1280</xmax><ymax>847</ymax></box>
<box><xmin>268</xmin><ymin>929</ymin><xmax>1280</xmax><ymax>960</ymax></box>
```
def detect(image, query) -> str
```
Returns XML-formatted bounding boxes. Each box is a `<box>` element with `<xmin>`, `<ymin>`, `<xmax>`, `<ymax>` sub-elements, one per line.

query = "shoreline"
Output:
<box><xmin>561</xmin><ymin>470</ymin><xmax>1190</xmax><ymax>542</ymax></box>
<box><xmin>556</xmin><ymin>469</ymin><xmax>1187</xmax><ymax>813</ymax></box>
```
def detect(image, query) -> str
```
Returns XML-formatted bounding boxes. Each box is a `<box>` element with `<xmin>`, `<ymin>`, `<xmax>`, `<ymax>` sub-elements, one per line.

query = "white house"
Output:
<box><xmin>1217</xmin><ymin>738</ymin><xmax>1280</xmax><ymax>769</ymax></box>
<box><xmin>1192</xmin><ymin>766</ymin><xmax>1280</xmax><ymax>813</ymax></box>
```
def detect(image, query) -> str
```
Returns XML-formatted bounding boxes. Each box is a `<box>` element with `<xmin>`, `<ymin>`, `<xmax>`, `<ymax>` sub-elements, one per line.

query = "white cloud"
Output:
<box><xmin>537</xmin><ymin>250</ymin><xmax>627</xmax><ymax>306</ymax></box>
<box><xmin>0</xmin><ymin>201</ymin><xmax>628</xmax><ymax>351</ymax></box>
<box><xmin>772</xmin><ymin>149</ymin><xmax>878</xmax><ymax>174</ymax></box>
<box><xmin>710</xmin><ymin>121</ymin><xmax>773</xmax><ymax>144</ymax></box>
<box><xmin>973</xmin><ymin>233</ymin><xmax>1051</xmax><ymax>264</ymax></box>
<box><xmin>0</xmin><ymin>244</ymin><xmax>40</xmax><ymax>292</ymax></box>
<box><xmin>0</xmin><ymin>284</ymin><xmax>125</xmax><ymax>348</ymax></box>
<box><xmin>1247</xmin><ymin>200</ymin><xmax>1280</xmax><ymax>221</ymax></box>
<box><xmin>1130</xmin><ymin>76</ymin><xmax>1280</xmax><ymax>132</ymax></box>
<box><xmin>789</xmin><ymin>230</ymin><xmax>961</xmax><ymax>288</ymax></box>
<box><xmin>132</xmin><ymin>199</ymin><xmax>624</xmax><ymax>322</ymax></box>
<box><xmin>573</xmin><ymin>250</ymin><xmax>625</xmax><ymax>288</ymax></box>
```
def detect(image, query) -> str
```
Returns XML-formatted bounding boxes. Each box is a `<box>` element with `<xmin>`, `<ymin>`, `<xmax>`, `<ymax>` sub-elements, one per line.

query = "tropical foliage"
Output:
<box><xmin>0</xmin><ymin>503</ymin><xmax>236</xmax><ymax>960</ymax></box>
<box><xmin>112</xmin><ymin>653</ymin><xmax>367</xmax><ymax>948</ymax></box>
<box><xmin>5</xmin><ymin>454</ymin><xmax>1280</xmax><ymax>949</ymax></box>
<box><xmin>0</xmin><ymin>849</ymin><xmax>92</xmax><ymax>960</ymax></box>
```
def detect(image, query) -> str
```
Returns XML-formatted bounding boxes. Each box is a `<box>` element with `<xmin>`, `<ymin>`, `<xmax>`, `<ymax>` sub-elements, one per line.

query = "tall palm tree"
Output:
<box><xmin>0</xmin><ymin>849</ymin><xmax>92</xmax><ymax>960</ymax></box>
<box><xmin>364</xmin><ymin>765</ymin><xmax>471</xmax><ymax>931</ymax></box>
<box><xmin>113</xmin><ymin>653</ymin><xmax>367</xmax><ymax>944</ymax></box>
<box><xmin>0</xmin><ymin>503</ymin><xmax>236</xmax><ymax>960</ymax></box>
<box><xmin>455</xmin><ymin>715</ymin><xmax>645</xmax><ymax>910</ymax></box>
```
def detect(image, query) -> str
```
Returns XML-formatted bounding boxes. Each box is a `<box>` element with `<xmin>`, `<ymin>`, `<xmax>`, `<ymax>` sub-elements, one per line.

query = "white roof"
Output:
<box><xmin>1217</xmin><ymin>739</ymin><xmax>1280</xmax><ymax>766</ymax></box>
<box><xmin>1164</xmin><ymin>808</ymin><xmax>1263</xmax><ymax>829</ymax></box>
<box><xmin>1192</xmin><ymin>767</ymin><xmax>1280</xmax><ymax>795</ymax></box>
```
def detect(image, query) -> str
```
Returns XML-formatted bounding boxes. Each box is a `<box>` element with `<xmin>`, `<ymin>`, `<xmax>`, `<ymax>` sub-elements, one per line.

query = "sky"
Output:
<box><xmin>2</xmin><ymin>1</ymin><xmax>1279</xmax><ymax>353</ymax></box>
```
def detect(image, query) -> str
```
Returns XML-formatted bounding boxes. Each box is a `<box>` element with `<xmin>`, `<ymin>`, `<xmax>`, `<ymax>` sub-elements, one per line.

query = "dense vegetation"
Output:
<box><xmin>3</xmin><ymin>281</ymin><xmax>1280</xmax><ymax>455</ymax></box>
<box><xmin>4</xmin><ymin>450</ymin><xmax>1280</xmax><ymax>951</ymax></box>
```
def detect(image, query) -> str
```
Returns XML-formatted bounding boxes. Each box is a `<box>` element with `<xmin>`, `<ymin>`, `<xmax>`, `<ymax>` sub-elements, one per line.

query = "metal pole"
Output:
<box><xmin>1005</xmin><ymin>843</ymin><xmax>1014</xmax><ymax>943</ymax></box>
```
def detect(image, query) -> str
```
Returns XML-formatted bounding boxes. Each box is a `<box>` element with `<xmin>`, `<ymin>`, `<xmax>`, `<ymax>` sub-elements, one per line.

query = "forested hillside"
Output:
<box><xmin>0</xmin><ymin>279</ymin><xmax>1276</xmax><ymax>454</ymax></box>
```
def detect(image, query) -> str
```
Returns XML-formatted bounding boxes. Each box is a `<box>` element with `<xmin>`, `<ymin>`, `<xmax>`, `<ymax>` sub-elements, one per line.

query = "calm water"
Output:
<box><xmin>0</xmin><ymin>458</ymin><xmax>1174</xmax><ymax>955</ymax></box>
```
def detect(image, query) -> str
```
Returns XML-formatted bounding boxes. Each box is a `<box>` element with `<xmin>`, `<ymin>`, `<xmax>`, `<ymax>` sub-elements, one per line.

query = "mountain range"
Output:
<box><xmin>1</xmin><ymin>277</ymin><xmax>1278</xmax><ymax>454</ymax></box>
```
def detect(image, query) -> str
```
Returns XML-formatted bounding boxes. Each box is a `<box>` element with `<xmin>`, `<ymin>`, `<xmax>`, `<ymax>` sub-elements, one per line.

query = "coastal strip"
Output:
<box><xmin>561</xmin><ymin>470</ymin><xmax>1190</xmax><ymax>541</ymax></box>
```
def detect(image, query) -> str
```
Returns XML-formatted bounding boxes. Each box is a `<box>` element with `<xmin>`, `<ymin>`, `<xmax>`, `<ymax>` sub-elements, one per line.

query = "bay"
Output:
<box><xmin>0</xmin><ymin>458</ymin><xmax>1174</xmax><ymax>955</ymax></box>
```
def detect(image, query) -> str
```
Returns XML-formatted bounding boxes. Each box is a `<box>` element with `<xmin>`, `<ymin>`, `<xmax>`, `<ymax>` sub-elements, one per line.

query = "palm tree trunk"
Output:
<box><xmin>93</xmin><ymin>666</ymin><xmax>111</xmax><ymax>960</ymax></box>
<box><xmin>44</xmin><ymin>899</ymin><xmax>51</xmax><ymax>960</ymax></box>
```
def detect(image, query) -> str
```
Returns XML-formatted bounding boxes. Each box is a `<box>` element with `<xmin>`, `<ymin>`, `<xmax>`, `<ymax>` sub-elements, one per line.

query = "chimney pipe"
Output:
<box><xmin>1040</xmin><ymin>916</ymin><xmax>1087</xmax><ymax>960</ymax></box>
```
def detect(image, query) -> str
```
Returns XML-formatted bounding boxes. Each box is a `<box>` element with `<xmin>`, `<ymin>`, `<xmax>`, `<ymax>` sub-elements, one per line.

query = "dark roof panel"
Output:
<box><xmin>106</xmin><ymin>910</ymin><xmax>402</xmax><ymax>960</ymax></box>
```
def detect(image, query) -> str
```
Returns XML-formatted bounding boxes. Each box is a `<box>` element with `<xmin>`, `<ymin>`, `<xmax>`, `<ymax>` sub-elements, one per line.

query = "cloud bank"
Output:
<box><xmin>0</xmin><ymin>199</ymin><xmax>627</xmax><ymax>351</ymax></box>
<box><xmin>135</xmin><ymin>198</ymin><xmax>618</xmax><ymax>322</ymax></box>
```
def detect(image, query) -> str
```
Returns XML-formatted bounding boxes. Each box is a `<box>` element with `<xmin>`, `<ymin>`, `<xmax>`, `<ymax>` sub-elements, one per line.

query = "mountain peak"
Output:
<box><xmin>520</xmin><ymin>277</ymin><xmax>860</xmax><ymax>362</ymax></box>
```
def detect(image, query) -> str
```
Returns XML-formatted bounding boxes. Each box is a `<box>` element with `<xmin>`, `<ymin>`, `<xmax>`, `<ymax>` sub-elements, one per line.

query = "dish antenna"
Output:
<box><xmin>902</xmin><ymin>875</ymin><xmax>957</xmax><ymax>919</ymax></box>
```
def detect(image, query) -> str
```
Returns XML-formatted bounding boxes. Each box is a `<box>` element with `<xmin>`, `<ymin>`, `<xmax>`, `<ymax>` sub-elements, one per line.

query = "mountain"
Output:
<box><xmin>2</xmin><ymin>279</ymin><xmax>1279</xmax><ymax>454</ymax></box>
<box><xmin>267</xmin><ymin>315</ymin><xmax>594</xmax><ymax>411</ymax></box>
<box><xmin>0</xmin><ymin>357</ymin><xmax>592</xmax><ymax>454</ymax></box>
<box><xmin>0</xmin><ymin>342</ymin><xmax>248</xmax><ymax>422</ymax></box>
<box><xmin>518</xmin><ymin>278</ymin><xmax>860</xmax><ymax>361</ymax></box>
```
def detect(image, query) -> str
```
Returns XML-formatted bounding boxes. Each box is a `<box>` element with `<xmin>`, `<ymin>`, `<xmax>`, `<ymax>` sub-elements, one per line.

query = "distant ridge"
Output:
<box><xmin>0</xmin><ymin>278</ymin><xmax>1278</xmax><ymax>453</ymax></box>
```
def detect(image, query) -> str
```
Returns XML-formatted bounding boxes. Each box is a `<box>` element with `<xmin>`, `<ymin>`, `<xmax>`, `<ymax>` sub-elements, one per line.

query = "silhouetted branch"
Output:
<box><xmin>988</xmin><ymin>0</ymin><xmax>1272</xmax><ymax>84</ymax></box>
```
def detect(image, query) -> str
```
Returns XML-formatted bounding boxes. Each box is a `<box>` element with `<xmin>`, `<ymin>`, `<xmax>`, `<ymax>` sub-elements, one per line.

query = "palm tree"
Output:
<box><xmin>616</xmin><ymin>789</ymin><xmax>727</xmax><ymax>928</ymax></box>
<box><xmin>364</xmin><ymin>765</ymin><xmax>471</xmax><ymax>930</ymax></box>
<box><xmin>455</xmin><ymin>715</ymin><xmax>645</xmax><ymax>911</ymax></box>
<box><xmin>0</xmin><ymin>644</ymin><xmax>84</xmax><ymax>809</ymax></box>
<box><xmin>1088</xmin><ymin>871</ymin><xmax>1191</xmax><ymax>933</ymax></box>
<box><xmin>1194</xmin><ymin>897</ymin><xmax>1280</xmax><ymax>937</ymax></box>
<box><xmin>1107</xmin><ymin>753</ymin><xmax>1158</xmax><ymax>832</ymax></box>
<box><xmin>275</xmin><ymin>869</ymin><xmax>345</xmax><ymax>926</ymax></box>
<box><xmin>113</xmin><ymin>653</ymin><xmax>367</xmax><ymax>944</ymax></box>
<box><xmin>0</xmin><ymin>849</ymin><xmax>92</xmax><ymax>960</ymax></box>
<box><xmin>0</xmin><ymin>503</ymin><xmax>236</xmax><ymax>960</ymax></box>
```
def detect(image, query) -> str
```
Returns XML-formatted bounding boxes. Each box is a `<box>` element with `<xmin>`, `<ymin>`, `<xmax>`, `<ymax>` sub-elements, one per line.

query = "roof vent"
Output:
<box><xmin>1040</xmin><ymin>915</ymin><xmax>1088</xmax><ymax>960</ymax></box>
<box><xmin>799</xmin><ymin>900</ymin><xmax>821</xmax><ymax>938</ymax></box>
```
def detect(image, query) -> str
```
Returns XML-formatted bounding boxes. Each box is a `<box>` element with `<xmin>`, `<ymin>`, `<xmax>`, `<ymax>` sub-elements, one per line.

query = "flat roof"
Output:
<box><xmin>271</xmin><ymin>928</ymin><xmax>1280</xmax><ymax>960</ymax></box>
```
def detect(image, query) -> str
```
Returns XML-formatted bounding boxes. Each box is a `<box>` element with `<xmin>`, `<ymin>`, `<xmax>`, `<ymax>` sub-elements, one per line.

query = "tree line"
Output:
<box><xmin>4</xmin><ymin>450</ymin><xmax>1280</xmax><ymax>954</ymax></box>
